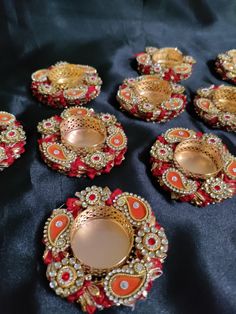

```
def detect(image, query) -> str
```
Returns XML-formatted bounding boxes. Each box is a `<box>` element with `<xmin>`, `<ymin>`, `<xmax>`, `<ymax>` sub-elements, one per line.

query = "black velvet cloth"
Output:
<box><xmin>0</xmin><ymin>1</ymin><xmax>236</xmax><ymax>313</ymax></box>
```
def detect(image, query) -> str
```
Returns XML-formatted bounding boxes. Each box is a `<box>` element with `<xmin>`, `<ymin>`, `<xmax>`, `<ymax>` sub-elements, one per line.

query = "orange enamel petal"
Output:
<box><xmin>200</xmin><ymin>99</ymin><xmax>210</xmax><ymax>110</ymax></box>
<box><xmin>164</xmin><ymin>101</ymin><xmax>172</xmax><ymax>109</ymax></box>
<box><xmin>126</xmin><ymin>196</ymin><xmax>148</xmax><ymax>220</ymax></box>
<box><xmin>166</xmin><ymin>171</ymin><xmax>184</xmax><ymax>189</ymax></box>
<box><xmin>48</xmin><ymin>214</ymin><xmax>70</xmax><ymax>244</ymax></box>
<box><xmin>0</xmin><ymin>113</ymin><xmax>13</xmax><ymax>123</ymax></box>
<box><xmin>110</xmin><ymin>132</ymin><xmax>125</xmax><ymax>147</ymax></box>
<box><xmin>110</xmin><ymin>274</ymin><xmax>145</xmax><ymax>297</ymax></box>
<box><xmin>227</xmin><ymin>160</ymin><xmax>236</xmax><ymax>177</ymax></box>
<box><xmin>34</xmin><ymin>69</ymin><xmax>48</xmax><ymax>80</ymax></box>
<box><xmin>120</xmin><ymin>88</ymin><xmax>131</xmax><ymax>100</ymax></box>
<box><xmin>169</xmin><ymin>129</ymin><xmax>190</xmax><ymax>139</ymax></box>
<box><xmin>68</xmin><ymin>107</ymin><xmax>88</xmax><ymax>116</ymax></box>
<box><xmin>47</xmin><ymin>144</ymin><xmax>67</xmax><ymax>161</ymax></box>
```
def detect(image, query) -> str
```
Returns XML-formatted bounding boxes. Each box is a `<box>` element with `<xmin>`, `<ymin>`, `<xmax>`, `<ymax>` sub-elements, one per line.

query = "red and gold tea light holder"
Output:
<box><xmin>117</xmin><ymin>75</ymin><xmax>186</xmax><ymax>122</ymax></box>
<box><xmin>43</xmin><ymin>186</ymin><xmax>168</xmax><ymax>313</ymax></box>
<box><xmin>37</xmin><ymin>106</ymin><xmax>127</xmax><ymax>178</ymax></box>
<box><xmin>215</xmin><ymin>49</ymin><xmax>236</xmax><ymax>84</ymax></box>
<box><xmin>150</xmin><ymin>128</ymin><xmax>236</xmax><ymax>206</ymax></box>
<box><xmin>31</xmin><ymin>62</ymin><xmax>102</xmax><ymax>108</ymax></box>
<box><xmin>136</xmin><ymin>47</ymin><xmax>196</xmax><ymax>83</ymax></box>
<box><xmin>194</xmin><ymin>85</ymin><xmax>236</xmax><ymax>132</ymax></box>
<box><xmin>0</xmin><ymin>111</ymin><xmax>26</xmax><ymax>170</ymax></box>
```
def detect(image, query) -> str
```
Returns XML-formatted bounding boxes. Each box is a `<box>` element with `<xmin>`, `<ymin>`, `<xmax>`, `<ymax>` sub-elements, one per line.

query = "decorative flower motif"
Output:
<box><xmin>82</xmin><ymin>151</ymin><xmax>110</xmax><ymax>170</ymax></box>
<box><xmin>99</xmin><ymin>113</ymin><xmax>117</xmax><ymax>126</ymax></box>
<box><xmin>202</xmin><ymin>177</ymin><xmax>233</xmax><ymax>201</ymax></box>
<box><xmin>47</xmin><ymin>258</ymin><xmax>84</xmax><ymax>297</ymax></box>
<box><xmin>135</xmin><ymin>224</ymin><xmax>168</xmax><ymax>261</ymax></box>
<box><xmin>75</xmin><ymin>186</ymin><xmax>111</xmax><ymax>208</ymax></box>
<box><xmin>0</xmin><ymin>126</ymin><xmax>26</xmax><ymax>144</ymax></box>
<box><xmin>150</xmin><ymin>142</ymin><xmax>173</xmax><ymax>161</ymax></box>
<box><xmin>37</xmin><ymin>117</ymin><xmax>60</xmax><ymax>135</ymax></box>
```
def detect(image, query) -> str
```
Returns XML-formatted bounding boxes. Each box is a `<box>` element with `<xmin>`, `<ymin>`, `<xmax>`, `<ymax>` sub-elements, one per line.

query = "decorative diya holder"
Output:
<box><xmin>117</xmin><ymin>75</ymin><xmax>186</xmax><ymax>122</ymax></box>
<box><xmin>43</xmin><ymin>186</ymin><xmax>168</xmax><ymax>313</ymax></box>
<box><xmin>31</xmin><ymin>62</ymin><xmax>102</xmax><ymax>108</ymax></box>
<box><xmin>136</xmin><ymin>47</ymin><xmax>196</xmax><ymax>83</ymax></box>
<box><xmin>0</xmin><ymin>111</ymin><xmax>26</xmax><ymax>171</ymax></box>
<box><xmin>194</xmin><ymin>85</ymin><xmax>236</xmax><ymax>132</ymax></box>
<box><xmin>150</xmin><ymin>128</ymin><xmax>236</xmax><ymax>206</ymax></box>
<box><xmin>38</xmin><ymin>106</ymin><xmax>127</xmax><ymax>178</ymax></box>
<box><xmin>215</xmin><ymin>49</ymin><xmax>236</xmax><ymax>84</ymax></box>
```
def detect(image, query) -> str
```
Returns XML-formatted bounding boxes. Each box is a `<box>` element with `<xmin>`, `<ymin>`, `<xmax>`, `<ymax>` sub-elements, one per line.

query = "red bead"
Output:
<box><xmin>89</xmin><ymin>194</ymin><xmax>96</xmax><ymax>201</ymax></box>
<box><xmin>62</xmin><ymin>272</ymin><xmax>70</xmax><ymax>281</ymax></box>
<box><xmin>214</xmin><ymin>185</ymin><xmax>221</xmax><ymax>191</ymax></box>
<box><xmin>148</xmin><ymin>238</ymin><xmax>156</xmax><ymax>245</ymax></box>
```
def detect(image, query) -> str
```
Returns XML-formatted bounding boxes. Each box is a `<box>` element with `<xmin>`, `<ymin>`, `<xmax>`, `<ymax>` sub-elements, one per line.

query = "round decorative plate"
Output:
<box><xmin>38</xmin><ymin>106</ymin><xmax>127</xmax><ymax>178</ymax></box>
<box><xmin>117</xmin><ymin>75</ymin><xmax>186</xmax><ymax>122</ymax></box>
<box><xmin>215</xmin><ymin>49</ymin><xmax>236</xmax><ymax>84</ymax></box>
<box><xmin>31</xmin><ymin>61</ymin><xmax>102</xmax><ymax>108</ymax></box>
<box><xmin>150</xmin><ymin>128</ymin><xmax>236</xmax><ymax>206</ymax></box>
<box><xmin>0</xmin><ymin>111</ymin><xmax>26</xmax><ymax>171</ymax></box>
<box><xmin>194</xmin><ymin>85</ymin><xmax>236</xmax><ymax>132</ymax></box>
<box><xmin>136</xmin><ymin>47</ymin><xmax>196</xmax><ymax>83</ymax></box>
<box><xmin>43</xmin><ymin>185</ymin><xmax>168</xmax><ymax>313</ymax></box>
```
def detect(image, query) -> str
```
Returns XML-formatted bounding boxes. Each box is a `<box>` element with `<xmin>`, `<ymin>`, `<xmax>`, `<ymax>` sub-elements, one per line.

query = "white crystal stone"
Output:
<box><xmin>120</xmin><ymin>280</ymin><xmax>129</xmax><ymax>290</ymax></box>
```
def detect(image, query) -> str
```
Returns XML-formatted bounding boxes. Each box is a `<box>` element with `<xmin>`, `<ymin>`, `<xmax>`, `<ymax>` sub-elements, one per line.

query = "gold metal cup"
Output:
<box><xmin>70</xmin><ymin>206</ymin><xmax>134</xmax><ymax>274</ymax></box>
<box><xmin>48</xmin><ymin>63</ymin><xmax>86</xmax><ymax>90</ymax></box>
<box><xmin>152</xmin><ymin>48</ymin><xmax>183</xmax><ymax>67</ymax></box>
<box><xmin>133</xmin><ymin>76</ymin><xmax>172</xmax><ymax>108</ymax></box>
<box><xmin>212</xmin><ymin>86</ymin><xmax>236</xmax><ymax>114</ymax></box>
<box><xmin>174</xmin><ymin>139</ymin><xmax>224</xmax><ymax>179</ymax></box>
<box><xmin>60</xmin><ymin>115</ymin><xmax>107</xmax><ymax>155</ymax></box>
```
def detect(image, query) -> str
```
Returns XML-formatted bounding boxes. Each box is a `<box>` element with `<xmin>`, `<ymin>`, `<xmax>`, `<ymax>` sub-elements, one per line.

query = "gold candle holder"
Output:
<box><xmin>48</xmin><ymin>63</ymin><xmax>86</xmax><ymax>90</ymax></box>
<box><xmin>70</xmin><ymin>205</ymin><xmax>134</xmax><ymax>274</ymax></box>
<box><xmin>212</xmin><ymin>86</ymin><xmax>236</xmax><ymax>114</ymax></box>
<box><xmin>60</xmin><ymin>115</ymin><xmax>107</xmax><ymax>155</ymax></box>
<box><xmin>151</xmin><ymin>47</ymin><xmax>184</xmax><ymax>67</ymax></box>
<box><xmin>132</xmin><ymin>76</ymin><xmax>172</xmax><ymax>108</ymax></box>
<box><xmin>174</xmin><ymin>139</ymin><xmax>224</xmax><ymax>179</ymax></box>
